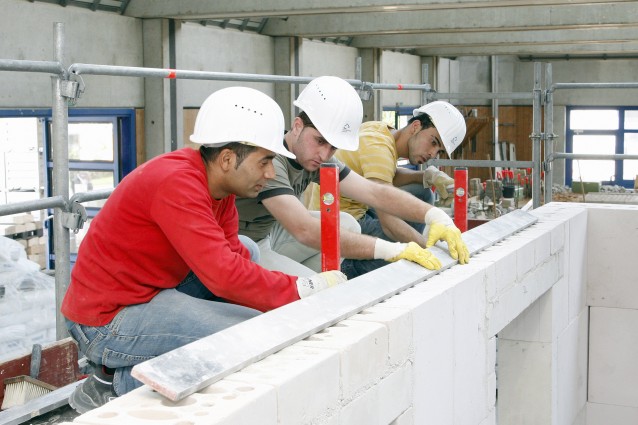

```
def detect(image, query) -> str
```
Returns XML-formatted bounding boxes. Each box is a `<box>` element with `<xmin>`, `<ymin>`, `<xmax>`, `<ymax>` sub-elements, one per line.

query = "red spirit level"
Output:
<box><xmin>320</xmin><ymin>163</ymin><xmax>340</xmax><ymax>271</ymax></box>
<box><xmin>454</xmin><ymin>167</ymin><xmax>468</xmax><ymax>232</ymax></box>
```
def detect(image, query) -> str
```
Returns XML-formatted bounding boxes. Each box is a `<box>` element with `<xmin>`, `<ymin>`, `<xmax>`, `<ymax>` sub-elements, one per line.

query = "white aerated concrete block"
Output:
<box><xmin>586</xmin><ymin>206</ymin><xmax>638</xmax><ymax>309</ymax></box>
<box><xmin>499</xmin><ymin>290</ymin><xmax>552</xmax><ymax>343</ymax></box>
<box><xmin>488</xmin><ymin>253</ymin><xmax>560</xmax><ymax>337</ymax></box>
<box><xmin>410</xmin><ymin>288</ymin><xmax>454</xmax><ymax>424</ymax></box>
<box><xmin>587</xmin><ymin>402</ymin><xmax>638</xmax><ymax>425</ymax></box>
<box><xmin>339</xmin><ymin>384</ymin><xmax>379</xmax><ymax>425</ymax></box>
<box><xmin>497</xmin><ymin>339</ymin><xmax>552</xmax><ymax>425</ymax></box>
<box><xmin>567</xmin><ymin>209</ymin><xmax>587</xmax><ymax>321</ymax></box>
<box><xmin>295</xmin><ymin>319</ymin><xmax>388</xmax><ymax>400</ymax></box>
<box><xmin>377</xmin><ymin>363</ymin><xmax>413</xmax><ymax>425</ymax></box>
<box><xmin>551</xmin><ymin>277</ymin><xmax>569</xmax><ymax>337</ymax></box>
<box><xmin>556</xmin><ymin>308</ymin><xmax>588</xmax><ymax>425</ymax></box>
<box><xmin>75</xmin><ymin>379</ymin><xmax>277</xmax><ymax>425</ymax></box>
<box><xmin>453</xmin><ymin>266</ymin><xmax>488</xmax><ymax>425</ymax></box>
<box><xmin>224</xmin><ymin>345</ymin><xmax>339</xmax><ymax>424</ymax></box>
<box><xmin>337</xmin><ymin>364</ymin><xmax>412</xmax><ymax>425</ymax></box>
<box><xmin>349</xmin><ymin>305</ymin><xmax>412</xmax><ymax>367</ymax></box>
<box><xmin>589</xmin><ymin>307</ymin><xmax>638</xmax><ymax>407</ymax></box>
<box><xmin>473</xmin><ymin>243</ymin><xmax>517</xmax><ymax>295</ymax></box>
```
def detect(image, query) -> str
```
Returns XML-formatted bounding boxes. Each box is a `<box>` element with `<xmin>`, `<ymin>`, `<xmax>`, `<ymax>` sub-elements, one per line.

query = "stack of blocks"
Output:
<box><xmin>58</xmin><ymin>202</ymin><xmax>638</xmax><ymax>425</ymax></box>
<box><xmin>0</xmin><ymin>212</ymin><xmax>46</xmax><ymax>269</ymax></box>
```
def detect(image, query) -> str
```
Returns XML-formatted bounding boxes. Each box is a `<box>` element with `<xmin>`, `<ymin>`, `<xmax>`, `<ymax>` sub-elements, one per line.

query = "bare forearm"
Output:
<box><xmin>370</xmin><ymin>184</ymin><xmax>432</xmax><ymax>223</ymax></box>
<box><xmin>393</xmin><ymin>167</ymin><xmax>423</xmax><ymax>187</ymax></box>
<box><xmin>339</xmin><ymin>229</ymin><xmax>378</xmax><ymax>259</ymax></box>
<box><xmin>378</xmin><ymin>212</ymin><xmax>428</xmax><ymax>247</ymax></box>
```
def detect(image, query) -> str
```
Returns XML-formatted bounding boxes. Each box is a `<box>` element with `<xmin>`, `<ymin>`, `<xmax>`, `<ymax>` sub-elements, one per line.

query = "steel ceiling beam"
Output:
<box><xmin>122</xmin><ymin>0</ymin><xmax>637</xmax><ymax>19</ymax></box>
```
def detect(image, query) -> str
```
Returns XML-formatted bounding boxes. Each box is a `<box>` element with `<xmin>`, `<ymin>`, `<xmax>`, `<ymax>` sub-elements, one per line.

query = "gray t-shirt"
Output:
<box><xmin>237</xmin><ymin>153</ymin><xmax>350</xmax><ymax>241</ymax></box>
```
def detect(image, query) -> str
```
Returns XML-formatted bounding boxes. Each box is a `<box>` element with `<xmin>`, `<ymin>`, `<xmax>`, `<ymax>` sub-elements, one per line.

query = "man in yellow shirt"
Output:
<box><xmin>311</xmin><ymin>101</ymin><xmax>466</xmax><ymax>278</ymax></box>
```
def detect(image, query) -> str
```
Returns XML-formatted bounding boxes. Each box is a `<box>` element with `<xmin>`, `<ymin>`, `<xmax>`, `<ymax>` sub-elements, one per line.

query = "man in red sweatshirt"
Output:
<box><xmin>62</xmin><ymin>87</ymin><xmax>347</xmax><ymax>413</ymax></box>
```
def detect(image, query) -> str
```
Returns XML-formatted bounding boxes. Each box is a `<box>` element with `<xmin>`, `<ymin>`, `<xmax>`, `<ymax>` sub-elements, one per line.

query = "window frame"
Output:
<box><xmin>565</xmin><ymin>106</ymin><xmax>638</xmax><ymax>188</ymax></box>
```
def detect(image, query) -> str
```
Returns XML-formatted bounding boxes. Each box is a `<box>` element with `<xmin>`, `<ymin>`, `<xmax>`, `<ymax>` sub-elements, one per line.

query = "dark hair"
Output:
<box><xmin>407</xmin><ymin>113</ymin><xmax>435</xmax><ymax>130</ymax></box>
<box><xmin>298</xmin><ymin>111</ymin><xmax>317</xmax><ymax>130</ymax></box>
<box><xmin>199</xmin><ymin>143</ymin><xmax>258</xmax><ymax>169</ymax></box>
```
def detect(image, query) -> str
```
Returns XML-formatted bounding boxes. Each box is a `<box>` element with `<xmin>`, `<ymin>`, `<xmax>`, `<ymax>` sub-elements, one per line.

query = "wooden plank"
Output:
<box><xmin>0</xmin><ymin>338</ymin><xmax>80</xmax><ymax>406</ymax></box>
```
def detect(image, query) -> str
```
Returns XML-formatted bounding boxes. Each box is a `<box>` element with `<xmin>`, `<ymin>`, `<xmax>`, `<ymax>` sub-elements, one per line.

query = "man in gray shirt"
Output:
<box><xmin>237</xmin><ymin>76</ymin><xmax>468</xmax><ymax>277</ymax></box>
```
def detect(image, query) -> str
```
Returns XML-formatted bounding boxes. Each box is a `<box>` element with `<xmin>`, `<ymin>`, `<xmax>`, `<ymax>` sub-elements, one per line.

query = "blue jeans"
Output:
<box><xmin>65</xmin><ymin>236</ymin><xmax>261</xmax><ymax>396</ymax></box>
<box><xmin>340</xmin><ymin>183</ymin><xmax>432</xmax><ymax>279</ymax></box>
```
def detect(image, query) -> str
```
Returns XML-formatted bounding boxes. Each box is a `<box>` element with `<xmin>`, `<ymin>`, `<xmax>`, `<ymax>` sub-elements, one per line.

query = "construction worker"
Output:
<box><xmin>311</xmin><ymin>101</ymin><xmax>466</xmax><ymax>278</ymax></box>
<box><xmin>61</xmin><ymin>87</ymin><xmax>348</xmax><ymax>413</ymax></box>
<box><xmin>236</xmin><ymin>76</ymin><xmax>469</xmax><ymax>278</ymax></box>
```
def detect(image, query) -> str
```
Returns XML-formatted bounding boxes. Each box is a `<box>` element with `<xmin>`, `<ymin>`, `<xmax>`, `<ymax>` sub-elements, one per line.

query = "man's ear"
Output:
<box><xmin>291</xmin><ymin>117</ymin><xmax>304</xmax><ymax>136</ymax></box>
<box><xmin>218</xmin><ymin>148</ymin><xmax>236</xmax><ymax>171</ymax></box>
<box><xmin>411</xmin><ymin>119</ymin><xmax>422</xmax><ymax>135</ymax></box>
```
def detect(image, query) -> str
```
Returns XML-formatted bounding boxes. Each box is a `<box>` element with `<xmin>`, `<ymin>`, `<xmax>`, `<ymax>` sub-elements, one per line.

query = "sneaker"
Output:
<box><xmin>68</xmin><ymin>374</ymin><xmax>118</xmax><ymax>414</ymax></box>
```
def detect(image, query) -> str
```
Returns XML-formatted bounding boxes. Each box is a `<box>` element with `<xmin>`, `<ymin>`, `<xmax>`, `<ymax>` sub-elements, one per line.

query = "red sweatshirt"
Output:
<box><xmin>62</xmin><ymin>148</ymin><xmax>299</xmax><ymax>326</ymax></box>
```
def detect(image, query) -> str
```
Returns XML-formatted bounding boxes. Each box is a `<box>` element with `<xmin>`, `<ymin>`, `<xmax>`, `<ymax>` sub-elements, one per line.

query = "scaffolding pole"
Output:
<box><xmin>51</xmin><ymin>22</ymin><xmax>71</xmax><ymax>340</ymax></box>
<box><xmin>544</xmin><ymin>63</ymin><xmax>555</xmax><ymax>205</ymax></box>
<box><xmin>531</xmin><ymin>63</ymin><xmax>543</xmax><ymax>209</ymax></box>
<box><xmin>68</xmin><ymin>63</ymin><xmax>431</xmax><ymax>92</ymax></box>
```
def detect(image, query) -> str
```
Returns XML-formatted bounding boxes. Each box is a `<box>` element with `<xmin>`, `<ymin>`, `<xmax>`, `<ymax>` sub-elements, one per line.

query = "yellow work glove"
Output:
<box><xmin>424</xmin><ymin>207</ymin><xmax>470</xmax><ymax>264</ymax></box>
<box><xmin>374</xmin><ymin>240</ymin><xmax>441</xmax><ymax>271</ymax></box>
<box><xmin>296</xmin><ymin>270</ymin><xmax>348</xmax><ymax>298</ymax></box>
<box><xmin>423</xmin><ymin>166</ymin><xmax>454</xmax><ymax>200</ymax></box>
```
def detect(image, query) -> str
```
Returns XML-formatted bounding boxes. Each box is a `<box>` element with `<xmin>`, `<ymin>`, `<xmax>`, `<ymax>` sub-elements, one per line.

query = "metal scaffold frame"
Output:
<box><xmin>542</xmin><ymin>63</ymin><xmax>638</xmax><ymax>204</ymax></box>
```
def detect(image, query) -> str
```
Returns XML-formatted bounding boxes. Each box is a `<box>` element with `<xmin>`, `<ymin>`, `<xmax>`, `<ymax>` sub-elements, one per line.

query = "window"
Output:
<box><xmin>565</xmin><ymin>107</ymin><xmax>638</xmax><ymax>188</ymax></box>
<box><xmin>0</xmin><ymin>108</ymin><xmax>136</xmax><ymax>269</ymax></box>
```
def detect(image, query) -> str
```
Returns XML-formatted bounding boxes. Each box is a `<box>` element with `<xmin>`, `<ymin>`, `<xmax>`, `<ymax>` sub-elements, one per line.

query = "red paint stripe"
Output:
<box><xmin>167</xmin><ymin>70</ymin><xmax>176</xmax><ymax>79</ymax></box>
<box><xmin>397</xmin><ymin>84</ymin><xmax>404</xmax><ymax>90</ymax></box>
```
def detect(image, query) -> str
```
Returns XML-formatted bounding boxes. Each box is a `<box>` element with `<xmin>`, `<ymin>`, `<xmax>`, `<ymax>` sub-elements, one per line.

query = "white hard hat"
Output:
<box><xmin>293</xmin><ymin>76</ymin><xmax>363</xmax><ymax>151</ymax></box>
<box><xmin>413</xmin><ymin>101</ymin><xmax>466</xmax><ymax>156</ymax></box>
<box><xmin>190</xmin><ymin>86</ymin><xmax>295</xmax><ymax>159</ymax></box>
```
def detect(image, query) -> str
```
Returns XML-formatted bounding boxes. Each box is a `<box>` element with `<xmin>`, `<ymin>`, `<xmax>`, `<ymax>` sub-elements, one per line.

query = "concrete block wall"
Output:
<box><xmin>63</xmin><ymin>202</ymin><xmax>600</xmax><ymax>425</ymax></box>
<box><xmin>585</xmin><ymin>204</ymin><xmax>638</xmax><ymax>425</ymax></box>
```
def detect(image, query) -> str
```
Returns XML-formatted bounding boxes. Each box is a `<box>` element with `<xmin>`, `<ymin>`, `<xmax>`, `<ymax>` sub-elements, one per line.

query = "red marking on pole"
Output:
<box><xmin>167</xmin><ymin>70</ymin><xmax>177</xmax><ymax>79</ymax></box>
<box><xmin>320</xmin><ymin>164</ymin><xmax>340</xmax><ymax>271</ymax></box>
<box><xmin>397</xmin><ymin>84</ymin><xmax>404</xmax><ymax>90</ymax></box>
<box><xmin>454</xmin><ymin>167</ymin><xmax>468</xmax><ymax>233</ymax></box>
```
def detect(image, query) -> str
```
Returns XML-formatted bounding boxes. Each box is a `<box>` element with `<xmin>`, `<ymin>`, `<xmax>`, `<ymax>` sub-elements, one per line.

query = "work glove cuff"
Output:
<box><xmin>296</xmin><ymin>270</ymin><xmax>348</xmax><ymax>299</ymax></box>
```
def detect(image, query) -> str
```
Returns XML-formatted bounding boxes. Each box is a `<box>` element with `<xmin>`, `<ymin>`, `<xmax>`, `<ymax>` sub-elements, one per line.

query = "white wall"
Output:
<box><xmin>177</xmin><ymin>23</ymin><xmax>277</xmax><ymax>107</ymax></box>
<box><xmin>0</xmin><ymin>0</ymin><xmax>143</xmax><ymax>108</ymax></box>
<box><xmin>379</xmin><ymin>51</ymin><xmax>423</xmax><ymax>109</ymax></box>
<box><xmin>67</xmin><ymin>202</ymin><xmax>615</xmax><ymax>425</ymax></box>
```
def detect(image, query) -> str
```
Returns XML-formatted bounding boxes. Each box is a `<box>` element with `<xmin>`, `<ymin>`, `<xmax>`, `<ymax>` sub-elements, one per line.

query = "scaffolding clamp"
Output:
<box><xmin>357</xmin><ymin>82</ymin><xmax>374</xmax><ymax>101</ymax></box>
<box><xmin>60</xmin><ymin>75</ymin><xmax>84</xmax><ymax>104</ymax></box>
<box><xmin>62</xmin><ymin>201</ymin><xmax>88</xmax><ymax>233</ymax></box>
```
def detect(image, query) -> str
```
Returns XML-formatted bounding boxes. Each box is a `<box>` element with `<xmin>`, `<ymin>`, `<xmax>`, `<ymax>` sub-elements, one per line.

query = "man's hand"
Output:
<box><xmin>424</xmin><ymin>207</ymin><xmax>470</xmax><ymax>264</ymax></box>
<box><xmin>423</xmin><ymin>166</ymin><xmax>454</xmax><ymax>200</ymax></box>
<box><xmin>374</xmin><ymin>240</ymin><xmax>441</xmax><ymax>270</ymax></box>
<box><xmin>296</xmin><ymin>270</ymin><xmax>348</xmax><ymax>298</ymax></box>
<box><xmin>389</xmin><ymin>242</ymin><xmax>441</xmax><ymax>270</ymax></box>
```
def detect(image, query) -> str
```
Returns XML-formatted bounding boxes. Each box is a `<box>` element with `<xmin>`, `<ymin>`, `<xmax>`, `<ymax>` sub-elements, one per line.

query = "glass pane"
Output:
<box><xmin>625</xmin><ymin>110</ymin><xmax>638</xmax><ymax>130</ymax></box>
<box><xmin>69</xmin><ymin>170</ymin><xmax>114</xmax><ymax>208</ymax></box>
<box><xmin>70</xmin><ymin>217</ymin><xmax>92</xmax><ymax>255</ymax></box>
<box><xmin>69</xmin><ymin>122</ymin><xmax>114</xmax><ymax>161</ymax></box>
<box><xmin>572</xmin><ymin>135</ymin><xmax>616</xmax><ymax>182</ymax></box>
<box><xmin>570</xmin><ymin>110</ymin><xmax>618</xmax><ymax>130</ymax></box>
<box><xmin>382</xmin><ymin>110</ymin><xmax>396</xmax><ymax>127</ymax></box>
<box><xmin>624</xmin><ymin>133</ymin><xmax>638</xmax><ymax>180</ymax></box>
